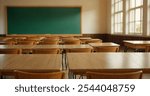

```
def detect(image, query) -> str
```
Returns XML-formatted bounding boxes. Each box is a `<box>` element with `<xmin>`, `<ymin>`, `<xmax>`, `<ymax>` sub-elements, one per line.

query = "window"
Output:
<box><xmin>111</xmin><ymin>0</ymin><xmax>146</xmax><ymax>35</ymax></box>
<box><xmin>112</xmin><ymin>0</ymin><xmax>123</xmax><ymax>34</ymax></box>
<box><xmin>127</xmin><ymin>0</ymin><xmax>143</xmax><ymax>35</ymax></box>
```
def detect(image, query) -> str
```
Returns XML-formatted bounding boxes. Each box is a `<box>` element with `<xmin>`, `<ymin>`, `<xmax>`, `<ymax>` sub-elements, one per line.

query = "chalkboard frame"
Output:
<box><xmin>5</xmin><ymin>6</ymin><xmax>82</xmax><ymax>36</ymax></box>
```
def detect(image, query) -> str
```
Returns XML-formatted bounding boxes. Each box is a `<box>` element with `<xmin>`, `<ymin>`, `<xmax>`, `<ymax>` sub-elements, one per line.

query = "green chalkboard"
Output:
<box><xmin>7</xmin><ymin>7</ymin><xmax>81</xmax><ymax>35</ymax></box>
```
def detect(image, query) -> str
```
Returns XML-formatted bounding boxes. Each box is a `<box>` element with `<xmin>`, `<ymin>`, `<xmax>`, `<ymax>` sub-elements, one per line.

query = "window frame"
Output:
<box><xmin>111</xmin><ymin>0</ymin><xmax>148</xmax><ymax>36</ymax></box>
<box><xmin>111</xmin><ymin>0</ymin><xmax>124</xmax><ymax>34</ymax></box>
<box><xmin>126</xmin><ymin>0</ymin><xmax>144</xmax><ymax>35</ymax></box>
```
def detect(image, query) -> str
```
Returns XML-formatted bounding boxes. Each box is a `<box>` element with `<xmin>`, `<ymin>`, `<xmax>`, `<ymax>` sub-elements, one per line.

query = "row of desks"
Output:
<box><xmin>0</xmin><ymin>53</ymin><xmax>150</xmax><ymax>77</ymax></box>
<box><xmin>0</xmin><ymin>42</ymin><xmax>119</xmax><ymax>49</ymax></box>
<box><xmin>124</xmin><ymin>40</ymin><xmax>150</xmax><ymax>51</ymax></box>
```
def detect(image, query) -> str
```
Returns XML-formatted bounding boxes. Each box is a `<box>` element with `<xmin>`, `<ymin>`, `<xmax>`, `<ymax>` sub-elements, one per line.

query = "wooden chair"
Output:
<box><xmin>32</xmin><ymin>48</ymin><xmax>60</xmax><ymax>54</ymax></box>
<box><xmin>86</xmin><ymin>71</ymin><xmax>143</xmax><ymax>79</ymax></box>
<box><xmin>45</xmin><ymin>36</ymin><xmax>60</xmax><ymax>40</ymax></box>
<box><xmin>94</xmin><ymin>46</ymin><xmax>119</xmax><ymax>52</ymax></box>
<box><xmin>0</xmin><ymin>41</ymin><xmax>15</xmax><ymax>45</ymax></box>
<box><xmin>63</xmin><ymin>40</ymin><xmax>81</xmax><ymax>45</ymax></box>
<box><xmin>61</xmin><ymin>36</ymin><xmax>74</xmax><ymax>40</ymax></box>
<box><xmin>66</xmin><ymin>48</ymin><xmax>93</xmax><ymax>53</ymax></box>
<box><xmin>16</xmin><ymin>41</ymin><xmax>36</xmax><ymax>54</ymax></box>
<box><xmin>146</xmin><ymin>46</ymin><xmax>150</xmax><ymax>52</ymax></box>
<box><xmin>26</xmin><ymin>36</ymin><xmax>43</xmax><ymax>41</ymax></box>
<box><xmin>39</xmin><ymin>41</ymin><xmax>59</xmax><ymax>45</ymax></box>
<box><xmin>12</xmin><ymin>37</ymin><xmax>27</xmax><ymax>42</ymax></box>
<box><xmin>0</xmin><ymin>49</ymin><xmax>21</xmax><ymax>54</ymax></box>
<box><xmin>0</xmin><ymin>37</ymin><xmax>12</xmax><ymax>41</ymax></box>
<box><xmin>14</xmin><ymin>70</ymin><xmax>64</xmax><ymax>79</ymax></box>
<box><xmin>85</xmin><ymin>39</ymin><xmax>102</xmax><ymax>44</ymax></box>
<box><xmin>16</xmin><ymin>41</ymin><xmax>36</xmax><ymax>45</ymax></box>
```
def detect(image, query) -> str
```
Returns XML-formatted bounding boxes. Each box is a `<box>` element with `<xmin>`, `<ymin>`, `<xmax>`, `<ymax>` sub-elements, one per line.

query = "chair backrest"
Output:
<box><xmin>0</xmin><ymin>41</ymin><xmax>15</xmax><ymax>45</ymax></box>
<box><xmin>0</xmin><ymin>49</ymin><xmax>21</xmax><ymax>54</ymax></box>
<box><xmin>85</xmin><ymin>39</ymin><xmax>102</xmax><ymax>44</ymax></box>
<box><xmin>66</xmin><ymin>48</ymin><xmax>93</xmax><ymax>53</ymax></box>
<box><xmin>94</xmin><ymin>46</ymin><xmax>119</xmax><ymax>52</ymax></box>
<box><xmin>45</xmin><ymin>36</ymin><xmax>60</xmax><ymax>40</ymax></box>
<box><xmin>32</xmin><ymin>48</ymin><xmax>60</xmax><ymax>54</ymax></box>
<box><xmin>14</xmin><ymin>70</ymin><xmax>64</xmax><ymax>79</ymax></box>
<box><xmin>0</xmin><ymin>37</ymin><xmax>12</xmax><ymax>41</ymax></box>
<box><xmin>146</xmin><ymin>46</ymin><xmax>150</xmax><ymax>52</ymax></box>
<box><xmin>86</xmin><ymin>71</ymin><xmax>143</xmax><ymax>79</ymax></box>
<box><xmin>39</xmin><ymin>41</ymin><xmax>59</xmax><ymax>45</ymax></box>
<box><xmin>17</xmin><ymin>41</ymin><xmax>36</xmax><ymax>45</ymax></box>
<box><xmin>26</xmin><ymin>36</ymin><xmax>43</xmax><ymax>40</ymax></box>
<box><xmin>64</xmin><ymin>40</ymin><xmax>81</xmax><ymax>45</ymax></box>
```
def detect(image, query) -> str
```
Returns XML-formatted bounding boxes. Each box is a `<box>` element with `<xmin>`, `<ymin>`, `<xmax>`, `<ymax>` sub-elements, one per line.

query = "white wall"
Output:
<box><xmin>107</xmin><ymin>0</ymin><xmax>111</xmax><ymax>34</ymax></box>
<box><xmin>0</xmin><ymin>0</ymin><xmax>108</xmax><ymax>35</ymax></box>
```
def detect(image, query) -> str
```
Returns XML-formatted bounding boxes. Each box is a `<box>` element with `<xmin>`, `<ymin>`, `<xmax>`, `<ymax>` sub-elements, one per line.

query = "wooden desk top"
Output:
<box><xmin>62</xmin><ymin>44</ymin><xmax>93</xmax><ymax>49</ymax></box>
<box><xmin>124</xmin><ymin>40</ymin><xmax>150</xmax><ymax>45</ymax></box>
<box><xmin>67</xmin><ymin>53</ymin><xmax>150</xmax><ymax>73</ymax></box>
<box><xmin>0</xmin><ymin>45</ymin><xmax>63</xmax><ymax>49</ymax></box>
<box><xmin>0</xmin><ymin>54</ymin><xmax>62</xmax><ymax>72</ymax></box>
<box><xmin>0</xmin><ymin>45</ymin><xmax>34</xmax><ymax>49</ymax></box>
<box><xmin>89</xmin><ymin>42</ymin><xmax>120</xmax><ymax>47</ymax></box>
<box><xmin>33</xmin><ymin>45</ymin><xmax>63</xmax><ymax>49</ymax></box>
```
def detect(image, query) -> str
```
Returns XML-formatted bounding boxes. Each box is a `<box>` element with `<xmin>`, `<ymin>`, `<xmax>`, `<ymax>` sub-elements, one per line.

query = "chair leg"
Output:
<box><xmin>62</xmin><ymin>53</ymin><xmax>64</xmax><ymax>70</ymax></box>
<box><xmin>124</xmin><ymin>46</ymin><xmax>128</xmax><ymax>52</ymax></box>
<box><xmin>65</xmin><ymin>53</ymin><xmax>68</xmax><ymax>69</ymax></box>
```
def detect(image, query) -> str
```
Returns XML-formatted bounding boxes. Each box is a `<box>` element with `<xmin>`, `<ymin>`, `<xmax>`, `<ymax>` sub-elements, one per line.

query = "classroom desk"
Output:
<box><xmin>124</xmin><ymin>40</ymin><xmax>150</xmax><ymax>52</ymax></box>
<box><xmin>62</xmin><ymin>44</ymin><xmax>93</xmax><ymax>49</ymax></box>
<box><xmin>33</xmin><ymin>45</ymin><xmax>63</xmax><ymax>49</ymax></box>
<box><xmin>0</xmin><ymin>45</ymin><xmax>34</xmax><ymax>49</ymax></box>
<box><xmin>0</xmin><ymin>45</ymin><xmax>63</xmax><ymax>49</ymax></box>
<box><xmin>89</xmin><ymin>42</ymin><xmax>120</xmax><ymax>47</ymax></box>
<box><xmin>77</xmin><ymin>37</ymin><xmax>92</xmax><ymax>44</ymax></box>
<box><xmin>89</xmin><ymin>42</ymin><xmax>120</xmax><ymax>52</ymax></box>
<box><xmin>0</xmin><ymin>45</ymin><xmax>35</xmax><ymax>54</ymax></box>
<box><xmin>62</xmin><ymin>44</ymin><xmax>93</xmax><ymax>69</ymax></box>
<box><xmin>67</xmin><ymin>53</ymin><xmax>150</xmax><ymax>78</ymax></box>
<box><xmin>78</xmin><ymin>37</ymin><xmax>92</xmax><ymax>44</ymax></box>
<box><xmin>0</xmin><ymin>54</ymin><xmax>62</xmax><ymax>76</ymax></box>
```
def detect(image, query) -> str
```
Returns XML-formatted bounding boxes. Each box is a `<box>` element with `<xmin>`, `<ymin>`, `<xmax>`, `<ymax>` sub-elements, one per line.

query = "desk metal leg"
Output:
<box><xmin>62</xmin><ymin>53</ymin><xmax>64</xmax><ymax>70</ymax></box>
<box><xmin>64</xmin><ymin>53</ymin><xmax>68</xmax><ymax>69</ymax></box>
<box><xmin>124</xmin><ymin>46</ymin><xmax>128</xmax><ymax>52</ymax></box>
<box><xmin>68</xmin><ymin>71</ymin><xmax>74</xmax><ymax>79</ymax></box>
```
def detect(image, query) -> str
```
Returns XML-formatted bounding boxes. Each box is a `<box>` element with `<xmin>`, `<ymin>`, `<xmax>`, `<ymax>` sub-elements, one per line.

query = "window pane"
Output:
<box><xmin>115</xmin><ymin>15</ymin><xmax>118</xmax><ymax>23</ymax></box>
<box><xmin>135</xmin><ymin>8</ymin><xmax>141</xmax><ymax>21</ymax></box>
<box><xmin>129</xmin><ymin>22</ymin><xmax>135</xmax><ymax>33</ymax></box>
<box><xmin>129</xmin><ymin>10</ymin><xmax>135</xmax><ymax>22</ymax></box>
<box><xmin>135</xmin><ymin>22</ymin><xmax>142</xmax><ymax>33</ymax></box>
<box><xmin>118</xmin><ymin>1</ymin><xmax>123</xmax><ymax>11</ymax></box>
<box><xmin>111</xmin><ymin>0</ymin><xmax>123</xmax><ymax>34</ymax></box>
<box><xmin>115</xmin><ymin>24</ymin><xmax>118</xmax><ymax>32</ymax></box>
<box><xmin>128</xmin><ymin>0</ymin><xmax>143</xmax><ymax>34</ymax></box>
<box><xmin>115</xmin><ymin>3</ymin><xmax>119</xmax><ymax>12</ymax></box>
<box><xmin>136</xmin><ymin>0</ymin><xmax>143</xmax><ymax>7</ymax></box>
<box><xmin>118</xmin><ymin>23</ymin><xmax>123</xmax><ymax>32</ymax></box>
<box><xmin>130</xmin><ymin>0</ymin><xmax>135</xmax><ymax>8</ymax></box>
